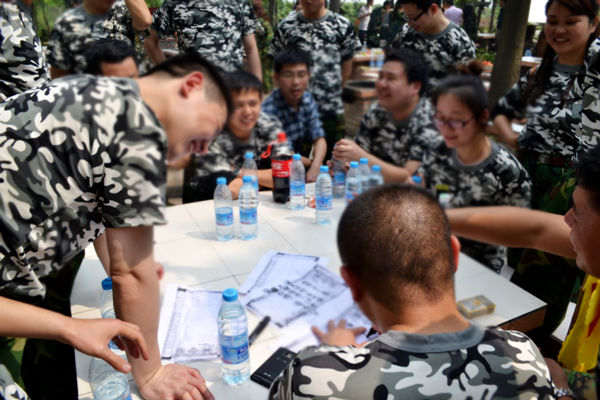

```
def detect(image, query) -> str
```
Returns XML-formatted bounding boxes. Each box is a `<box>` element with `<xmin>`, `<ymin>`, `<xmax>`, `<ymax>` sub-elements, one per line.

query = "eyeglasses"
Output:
<box><xmin>407</xmin><ymin>8</ymin><xmax>428</xmax><ymax>23</ymax></box>
<box><xmin>433</xmin><ymin>116</ymin><xmax>474</xmax><ymax>130</ymax></box>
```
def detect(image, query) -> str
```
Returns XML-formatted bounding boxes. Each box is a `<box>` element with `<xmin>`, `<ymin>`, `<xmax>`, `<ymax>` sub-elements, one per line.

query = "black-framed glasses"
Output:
<box><xmin>433</xmin><ymin>116</ymin><xmax>474</xmax><ymax>130</ymax></box>
<box><xmin>407</xmin><ymin>8</ymin><xmax>428</xmax><ymax>23</ymax></box>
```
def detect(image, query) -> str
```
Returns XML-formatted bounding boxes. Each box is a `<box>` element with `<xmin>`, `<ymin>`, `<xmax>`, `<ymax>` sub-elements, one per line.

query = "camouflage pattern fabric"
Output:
<box><xmin>572</xmin><ymin>38</ymin><xmax>600</xmax><ymax>156</ymax></box>
<box><xmin>269</xmin><ymin>325</ymin><xmax>555</xmax><ymax>399</ymax></box>
<box><xmin>46</xmin><ymin>1</ymin><xmax>143</xmax><ymax>73</ymax></box>
<box><xmin>493</xmin><ymin>61</ymin><xmax>584</xmax><ymax>158</ymax></box>
<box><xmin>391</xmin><ymin>22</ymin><xmax>475</xmax><ymax>91</ymax></box>
<box><xmin>151</xmin><ymin>0</ymin><xmax>260</xmax><ymax>72</ymax></box>
<box><xmin>183</xmin><ymin>112</ymin><xmax>282</xmax><ymax>202</ymax></box>
<box><xmin>270</xmin><ymin>11</ymin><xmax>361</xmax><ymax>117</ymax></box>
<box><xmin>419</xmin><ymin>139</ymin><xmax>531</xmax><ymax>272</ymax></box>
<box><xmin>354</xmin><ymin>98</ymin><xmax>438</xmax><ymax>165</ymax></box>
<box><xmin>253</xmin><ymin>12</ymin><xmax>274</xmax><ymax>93</ymax></box>
<box><xmin>0</xmin><ymin>75</ymin><xmax>167</xmax><ymax>303</ymax></box>
<box><xmin>0</xmin><ymin>0</ymin><xmax>49</xmax><ymax>101</ymax></box>
<box><xmin>567</xmin><ymin>367</ymin><xmax>597</xmax><ymax>400</ymax></box>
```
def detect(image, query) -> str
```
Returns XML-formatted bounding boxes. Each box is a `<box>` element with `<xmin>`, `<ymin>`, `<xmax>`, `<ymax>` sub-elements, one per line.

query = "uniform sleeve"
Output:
<box><xmin>456</xmin><ymin>27</ymin><xmax>476</xmax><ymax>61</ymax></box>
<box><xmin>269</xmin><ymin>21</ymin><xmax>285</xmax><ymax>58</ymax></box>
<box><xmin>339</xmin><ymin>17</ymin><xmax>361</xmax><ymax>61</ymax></box>
<box><xmin>354</xmin><ymin>105</ymin><xmax>378</xmax><ymax>152</ymax></box>
<box><xmin>241</xmin><ymin>0</ymin><xmax>260</xmax><ymax>36</ymax></box>
<box><xmin>201</xmin><ymin>139</ymin><xmax>239</xmax><ymax>176</ymax></box>
<box><xmin>493</xmin><ymin>150</ymin><xmax>532</xmax><ymax>208</ymax></box>
<box><xmin>46</xmin><ymin>23</ymin><xmax>73</xmax><ymax>71</ymax></box>
<box><xmin>151</xmin><ymin>1</ymin><xmax>173</xmax><ymax>38</ymax></box>
<box><xmin>491</xmin><ymin>73</ymin><xmax>530</xmax><ymax>120</ymax></box>
<box><xmin>410</xmin><ymin>124</ymin><xmax>438</xmax><ymax>162</ymax></box>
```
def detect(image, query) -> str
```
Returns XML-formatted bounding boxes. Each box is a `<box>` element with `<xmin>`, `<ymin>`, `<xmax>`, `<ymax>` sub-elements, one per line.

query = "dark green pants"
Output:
<box><xmin>321</xmin><ymin>113</ymin><xmax>346</xmax><ymax>161</ymax></box>
<box><xmin>0</xmin><ymin>251</ymin><xmax>84</xmax><ymax>400</ymax></box>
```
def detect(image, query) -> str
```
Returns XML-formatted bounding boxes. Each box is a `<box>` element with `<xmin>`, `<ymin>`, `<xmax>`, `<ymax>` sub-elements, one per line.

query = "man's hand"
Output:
<box><xmin>228</xmin><ymin>177</ymin><xmax>243</xmax><ymax>199</ymax></box>
<box><xmin>306</xmin><ymin>164</ymin><xmax>320</xmax><ymax>182</ymax></box>
<box><xmin>332</xmin><ymin>139</ymin><xmax>364</xmax><ymax>163</ymax></box>
<box><xmin>138</xmin><ymin>364</ymin><xmax>214</xmax><ymax>400</ymax></box>
<box><xmin>312</xmin><ymin>319</ymin><xmax>366</xmax><ymax>347</ymax></box>
<box><xmin>63</xmin><ymin>318</ymin><xmax>149</xmax><ymax>373</ymax></box>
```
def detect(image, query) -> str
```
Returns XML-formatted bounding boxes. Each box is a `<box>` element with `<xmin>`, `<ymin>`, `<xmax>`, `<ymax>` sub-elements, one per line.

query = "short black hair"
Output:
<box><xmin>144</xmin><ymin>50</ymin><xmax>232</xmax><ymax>116</ymax></box>
<box><xmin>83</xmin><ymin>39</ymin><xmax>138</xmax><ymax>75</ymax></box>
<box><xmin>223</xmin><ymin>69</ymin><xmax>263</xmax><ymax>97</ymax></box>
<box><xmin>431</xmin><ymin>75</ymin><xmax>488</xmax><ymax>129</ymax></box>
<box><xmin>443</xmin><ymin>0</ymin><xmax>454</xmax><ymax>5</ymax></box>
<box><xmin>576</xmin><ymin>145</ymin><xmax>600</xmax><ymax>210</ymax></box>
<box><xmin>273</xmin><ymin>47</ymin><xmax>312</xmax><ymax>74</ymax></box>
<box><xmin>384</xmin><ymin>48</ymin><xmax>429</xmax><ymax>96</ymax></box>
<box><xmin>401</xmin><ymin>0</ymin><xmax>440</xmax><ymax>11</ymax></box>
<box><xmin>337</xmin><ymin>184</ymin><xmax>455</xmax><ymax>309</ymax></box>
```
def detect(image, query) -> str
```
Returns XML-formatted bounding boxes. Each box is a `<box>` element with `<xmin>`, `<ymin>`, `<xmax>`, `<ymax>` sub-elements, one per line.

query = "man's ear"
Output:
<box><xmin>341</xmin><ymin>265</ymin><xmax>364</xmax><ymax>302</ymax></box>
<box><xmin>410</xmin><ymin>81</ymin><xmax>422</xmax><ymax>97</ymax></box>
<box><xmin>450</xmin><ymin>234</ymin><xmax>461</xmax><ymax>273</ymax></box>
<box><xmin>180</xmin><ymin>71</ymin><xmax>204</xmax><ymax>97</ymax></box>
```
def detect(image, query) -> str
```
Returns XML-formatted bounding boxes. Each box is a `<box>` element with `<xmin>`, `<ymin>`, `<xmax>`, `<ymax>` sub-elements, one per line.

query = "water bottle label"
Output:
<box><xmin>240</xmin><ymin>208</ymin><xmax>257</xmax><ymax>225</ymax></box>
<box><xmin>220</xmin><ymin>334</ymin><xmax>249</xmax><ymax>365</ymax></box>
<box><xmin>334</xmin><ymin>172</ymin><xmax>345</xmax><ymax>186</ymax></box>
<box><xmin>290</xmin><ymin>181</ymin><xmax>305</xmax><ymax>195</ymax></box>
<box><xmin>316</xmin><ymin>195</ymin><xmax>332</xmax><ymax>210</ymax></box>
<box><xmin>215</xmin><ymin>208</ymin><xmax>233</xmax><ymax>226</ymax></box>
<box><xmin>272</xmin><ymin>159</ymin><xmax>291</xmax><ymax>178</ymax></box>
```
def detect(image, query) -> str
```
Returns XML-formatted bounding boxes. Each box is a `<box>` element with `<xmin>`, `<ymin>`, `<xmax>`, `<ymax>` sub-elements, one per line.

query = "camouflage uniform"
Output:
<box><xmin>493</xmin><ymin>59</ymin><xmax>589</xmax><ymax>334</ymax></box>
<box><xmin>0</xmin><ymin>75</ymin><xmax>167</xmax><ymax>398</ymax></box>
<box><xmin>151</xmin><ymin>0</ymin><xmax>260</xmax><ymax>73</ymax></box>
<box><xmin>0</xmin><ymin>0</ymin><xmax>49</xmax><ymax>101</ymax></box>
<box><xmin>269</xmin><ymin>325</ymin><xmax>555</xmax><ymax>399</ymax></box>
<box><xmin>355</xmin><ymin>98</ymin><xmax>438</xmax><ymax>165</ymax></box>
<box><xmin>419</xmin><ymin>139</ymin><xmax>531</xmax><ymax>273</ymax></box>
<box><xmin>183</xmin><ymin>112</ymin><xmax>282</xmax><ymax>202</ymax></box>
<box><xmin>572</xmin><ymin>38</ymin><xmax>600</xmax><ymax>156</ymax></box>
<box><xmin>270</xmin><ymin>10</ymin><xmax>361</xmax><ymax>159</ymax></box>
<box><xmin>391</xmin><ymin>22</ymin><xmax>475</xmax><ymax>91</ymax></box>
<box><xmin>46</xmin><ymin>1</ymin><xmax>144</xmax><ymax>74</ymax></box>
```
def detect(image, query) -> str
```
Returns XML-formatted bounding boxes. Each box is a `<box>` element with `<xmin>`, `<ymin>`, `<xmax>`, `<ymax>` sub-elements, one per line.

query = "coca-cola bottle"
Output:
<box><xmin>270</xmin><ymin>132</ymin><xmax>293</xmax><ymax>203</ymax></box>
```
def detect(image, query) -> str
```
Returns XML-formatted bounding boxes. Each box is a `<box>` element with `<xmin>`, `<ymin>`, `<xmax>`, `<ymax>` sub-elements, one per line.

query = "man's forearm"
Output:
<box><xmin>341</xmin><ymin>58</ymin><xmax>353</xmax><ymax>87</ymax></box>
<box><xmin>243</xmin><ymin>34</ymin><xmax>262</xmax><ymax>81</ymax></box>
<box><xmin>145</xmin><ymin>31</ymin><xmax>166</xmax><ymax>64</ymax></box>
<box><xmin>311</xmin><ymin>137</ymin><xmax>327</xmax><ymax>168</ymax></box>
<box><xmin>125</xmin><ymin>0</ymin><xmax>152</xmax><ymax>30</ymax></box>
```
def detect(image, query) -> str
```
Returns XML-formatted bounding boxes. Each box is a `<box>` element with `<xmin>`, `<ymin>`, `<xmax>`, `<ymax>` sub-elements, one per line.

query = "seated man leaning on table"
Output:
<box><xmin>182</xmin><ymin>69</ymin><xmax>283</xmax><ymax>202</ymax></box>
<box><xmin>262</xmin><ymin>46</ymin><xmax>327</xmax><ymax>182</ymax></box>
<box><xmin>269</xmin><ymin>184</ymin><xmax>555</xmax><ymax>399</ymax></box>
<box><xmin>331</xmin><ymin>48</ymin><xmax>438</xmax><ymax>183</ymax></box>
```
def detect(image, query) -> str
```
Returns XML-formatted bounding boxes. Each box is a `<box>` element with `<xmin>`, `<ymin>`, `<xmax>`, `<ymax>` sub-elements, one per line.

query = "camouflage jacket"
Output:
<box><xmin>419</xmin><ymin>139</ymin><xmax>531</xmax><ymax>272</ymax></box>
<box><xmin>391</xmin><ymin>22</ymin><xmax>475</xmax><ymax>91</ymax></box>
<box><xmin>47</xmin><ymin>1</ymin><xmax>142</xmax><ymax>73</ymax></box>
<box><xmin>493</xmin><ymin>60</ymin><xmax>585</xmax><ymax>158</ymax></box>
<box><xmin>355</xmin><ymin>98</ymin><xmax>438</xmax><ymax>165</ymax></box>
<box><xmin>152</xmin><ymin>0</ymin><xmax>260</xmax><ymax>72</ymax></box>
<box><xmin>270</xmin><ymin>11</ymin><xmax>361</xmax><ymax>116</ymax></box>
<box><xmin>270</xmin><ymin>325</ymin><xmax>555</xmax><ymax>399</ymax></box>
<box><xmin>0</xmin><ymin>0</ymin><xmax>49</xmax><ymax>100</ymax></box>
<box><xmin>184</xmin><ymin>112</ymin><xmax>282</xmax><ymax>201</ymax></box>
<box><xmin>0</xmin><ymin>75</ymin><xmax>167</xmax><ymax>302</ymax></box>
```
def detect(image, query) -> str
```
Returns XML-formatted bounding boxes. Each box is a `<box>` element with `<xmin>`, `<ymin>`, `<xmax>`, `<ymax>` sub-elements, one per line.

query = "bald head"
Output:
<box><xmin>337</xmin><ymin>184</ymin><xmax>455</xmax><ymax>309</ymax></box>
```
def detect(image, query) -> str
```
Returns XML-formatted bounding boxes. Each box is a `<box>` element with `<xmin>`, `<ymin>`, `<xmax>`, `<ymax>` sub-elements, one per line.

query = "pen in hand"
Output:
<box><xmin>249</xmin><ymin>316</ymin><xmax>270</xmax><ymax>346</ymax></box>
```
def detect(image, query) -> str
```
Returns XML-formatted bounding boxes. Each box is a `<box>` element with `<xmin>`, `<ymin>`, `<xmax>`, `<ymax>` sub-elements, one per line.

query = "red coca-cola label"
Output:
<box><xmin>272</xmin><ymin>159</ymin><xmax>291</xmax><ymax>178</ymax></box>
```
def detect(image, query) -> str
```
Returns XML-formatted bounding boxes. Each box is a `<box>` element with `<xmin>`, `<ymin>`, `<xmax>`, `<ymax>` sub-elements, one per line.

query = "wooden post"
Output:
<box><xmin>488</xmin><ymin>0</ymin><xmax>498</xmax><ymax>32</ymax></box>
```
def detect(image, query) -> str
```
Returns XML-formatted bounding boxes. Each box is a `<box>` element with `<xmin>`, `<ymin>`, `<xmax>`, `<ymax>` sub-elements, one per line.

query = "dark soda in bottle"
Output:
<box><xmin>271</xmin><ymin>132</ymin><xmax>293</xmax><ymax>203</ymax></box>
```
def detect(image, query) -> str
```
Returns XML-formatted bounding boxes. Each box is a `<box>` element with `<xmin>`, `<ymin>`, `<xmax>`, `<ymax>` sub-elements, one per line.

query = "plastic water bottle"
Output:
<box><xmin>411</xmin><ymin>175</ymin><xmax>423</xmax><ymax>185</ymax></box>
<box><xmin>369</xmin><ymin>165</ymin><xmax>384</xmax><ymax>188</ymax></box>
<box><xmin>358</xmin><ymin>158</ymin><xmax>370</xmax><ymax>192</ymax></box>
<box><xmin>331</xmin><ymin>156</ymin><xmax>346</xmax><ymax>198</ymax></box>
<box><xmin>100</xmin><ymin>278</ymin><xmax>119</xmax><ymax>351</ymax></box>
<box><xmin>241</xmin><ymin>151</ymin><xmax>258</xmax><ymax>191</ymax></box>
<box><xmin>214</xmin><ymin>177</ymin><xmax>234</xmax><ymax>241</ymax></box>
<box><xmin>239</xmin><ymin>175</ymin><xmax>258</xmax><ymax>240</ymax></box>
<box><xmin>524</xmin><ymin>48</ymin><xmax>532</xmax><ymax>57</ymax></box>
<box><xmin>376</xmin><ymin>52</ymin><xmax>384</xmax><ymax>68</ymax></box>
<box><xmin>315</xmin><ymin>165</ymin><xmax>332</xmax><ymax>225</ymax></box>
<box><xmin>289</xmin><ymin>153</ymin><xmax>305</xmax><ymax>210</ymax></box>
<box><xmin>89</xmin><ymin>357</ymin><xmax>131</xmax><ymax>400</ymax></box>
<box><xmin>345</xmin><ymin>161</ymin><xmax>360</xmax><ymax>204</ymax></box>
<box><xmin>218</xmin><ymin>288</ymin><xmax>250</xmax><ymax>385</ymax></box>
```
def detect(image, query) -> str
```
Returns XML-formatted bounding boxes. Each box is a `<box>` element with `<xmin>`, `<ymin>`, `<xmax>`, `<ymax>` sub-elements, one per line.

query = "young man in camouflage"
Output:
<box><xmin>46</xmin><ymin>0</ymin><xmax>152</xmax><ymax>78</ymax></box>
<box><xmin>332</xmin><ymin>49</ymin><xmax>438</xmax><ymax>182</ymax></box>
<box><xmin>145</xmin><ymin>0</ymin><xmax>262</xmax><ymax>80</ymax></box>
<box><xmin>269</xmin><ymin>184</ymin><xmax>555</xmax><ymax>399</ymax></box>
<box><xmin>391</xmin><ymin>0</ymin><xmax>475</xmax><ymax>92</ymax></box>
<box><xmin>0</xmin><ymin>0</ymin><xmax>49</xmax><ymax>100</ymax></box>
<box><xmin>270</xmin><ymin>0</ymin><xmax>361</xmax><ymax>160</ymax></box>
<box><xmin>84</xmin><ymin>38</ymin><xmax>139</xmax><ymax>78</ymax></box>
<box><xmin>183</xmin><ymin>70</ymin><xmax>282</xmax><ymax>202</ymax></box>
<box><xmin>0</xmin><ymin>51</ymin><xmax>230</xmax><ymax>400</ymax></box>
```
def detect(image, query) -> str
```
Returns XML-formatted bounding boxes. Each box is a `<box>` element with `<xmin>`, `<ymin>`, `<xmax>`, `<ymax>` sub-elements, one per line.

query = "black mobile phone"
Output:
<box><xmin>250</xmin><ymin>347</ymin><xmax>297</xmax><ymax>388</ymax></box>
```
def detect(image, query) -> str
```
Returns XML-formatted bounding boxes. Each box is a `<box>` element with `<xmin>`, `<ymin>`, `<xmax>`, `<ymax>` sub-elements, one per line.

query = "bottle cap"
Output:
<box><xmin>412</xmin><ymin>175</ymin><xmax>422</xmax><ymax>184</ymax></box>
<box><xmin>320</xmin><ymin>165</ymin><xmax>329</xmax><ymax>173</ymax></box>
<box><xmin>359</xmin><ymin>157</ymin><xmax>368</xmax><ymax>165</ymax></box>
<box><xmin>242</xmin><ymin>175</ymin><xmax>253</xmax><ymax>183</ymax></box>
<box><xmin>292</xmin><ymin>153</ymin><xmax>301</xmax><ymax>161</ymax></box>
<box><xmin>350</xmin><ymin>161</ymin><xmax>359</xmax><ymax>168</ymax></box>
<box><xmin>222</xmin><ymin>288</ymin><xmax>238</xmax><ymax>302</ymax></box>
<box><xmin>216</xmin><ymin>177</ymin><xmax>226</xmax><ymax>185</ymax></box>
<box><xmin>101</xmin><ymin>277</ymin><xmax>112</xmax><ymax>291</ymax></box>
<box><xmin>277</xmin><ymin>132</ymin><xmax>287</xmax><ymax>142</ymax></box>
<box><xmin>244</xmin><ymin>151</ymin><xmax>254</xmax><ymax>159</ymax></box>
<box><xmin>372</xmin><ymin>165</ymin><xmax>381</xmax><ymax>172</ymax></box>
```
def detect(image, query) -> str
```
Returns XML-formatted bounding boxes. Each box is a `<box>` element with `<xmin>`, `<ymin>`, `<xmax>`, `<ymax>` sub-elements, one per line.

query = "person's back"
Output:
<box><xmin>269</xmin><ymin>185</ymin><xmax>554</xmax><ymax>399</ymax></box>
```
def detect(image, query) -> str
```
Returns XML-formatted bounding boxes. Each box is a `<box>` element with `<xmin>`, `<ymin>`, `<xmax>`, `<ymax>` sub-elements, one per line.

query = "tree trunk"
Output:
<box><xmin>488</xmin><ymin>0</ymin><xmax>531</xmax><ymax>107</ymax></box>
<box><xmin>488</xmin><ymin>0</ymin><xmax>497</xmax><ymax>32</ymax></box>
<box><xmin>268</xmin><ymin>0</ymin><xmax>276</xmax><ymax>26</ymax></box>
<box><xmin>329</xmin><ymin>0</ymin><xmax>341</xmax><ymax>13</ymax></box>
